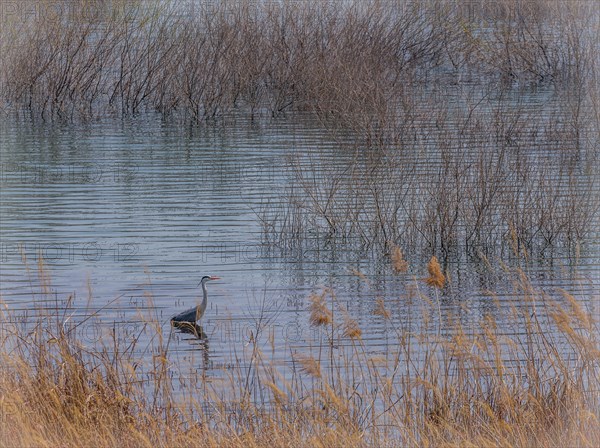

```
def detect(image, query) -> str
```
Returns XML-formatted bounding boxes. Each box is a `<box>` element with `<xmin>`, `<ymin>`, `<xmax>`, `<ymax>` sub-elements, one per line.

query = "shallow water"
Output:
<box><xmin>1</xmin><ymin>106</ymin><xmax>598</xmax><ymax>393</ymax></box>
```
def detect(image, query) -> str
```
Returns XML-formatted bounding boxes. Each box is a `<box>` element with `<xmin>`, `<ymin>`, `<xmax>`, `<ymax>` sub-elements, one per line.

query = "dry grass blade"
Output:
<box><xmin>1</xmin><ymin>266</ymin><xmax>599</xmax><ymax>446</ymax></box>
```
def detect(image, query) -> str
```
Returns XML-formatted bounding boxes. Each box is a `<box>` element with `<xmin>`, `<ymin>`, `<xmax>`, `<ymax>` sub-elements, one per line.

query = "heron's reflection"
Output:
<box><xmin>171</xmin><ymin>320</ymin><xmax>208</xmax><ymax>340</ymax></box>
<box><xmin>170</xmin><ymin>320</ymin><xmax>210</xmax><ymax>368</ymax></box>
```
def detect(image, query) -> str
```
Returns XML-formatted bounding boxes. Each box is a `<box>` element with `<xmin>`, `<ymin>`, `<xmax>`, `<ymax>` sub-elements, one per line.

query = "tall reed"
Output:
<box><xmin>1</xmin><ymin>261</ymin><xmax>598</xmax><ymax>447</ymax></box>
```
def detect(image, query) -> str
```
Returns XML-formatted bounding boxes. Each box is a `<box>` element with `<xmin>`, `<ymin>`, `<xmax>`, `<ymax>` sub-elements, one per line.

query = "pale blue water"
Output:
<box><xmin>0</xmin><ymin>110</ymin><xmax>598</xmax><ymax>387</ymax></box>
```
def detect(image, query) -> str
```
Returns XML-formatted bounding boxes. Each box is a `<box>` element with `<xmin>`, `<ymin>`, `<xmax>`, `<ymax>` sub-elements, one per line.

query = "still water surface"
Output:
<box><xmin>1</xmin><ymin>112</ymin><xmax>598</xmax><ymax>389</ymax></box>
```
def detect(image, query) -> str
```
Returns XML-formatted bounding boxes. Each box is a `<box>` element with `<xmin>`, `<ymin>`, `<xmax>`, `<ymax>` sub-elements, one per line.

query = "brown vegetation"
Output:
<box><xmin>1</xmin><ymin>1</ymin><xmax>598</xmax><ymax>257</ymax></box>
<box><xmin>1</xmin><ymin>1</ymin><xmax>597</xmax><ymax>122</ymax></box>
<box><xmin>1</xmin><ymin>261</ymin><xmax>599</xmax><ymax>447</ymax></box>
<box><xmin>0</xmin><ymin>2</ymin><xmax>598</xmax><ymax>446</ymax></box>
<box><xmin>425</xmin><ymin>255</ymin><xmax>446</xmax><ymax>288</ymax></box>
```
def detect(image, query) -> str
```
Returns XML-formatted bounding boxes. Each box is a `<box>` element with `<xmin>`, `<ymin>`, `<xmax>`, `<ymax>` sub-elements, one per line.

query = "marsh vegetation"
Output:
<box><xmin>1</xmin><ymin>1</ymin><xmax>599</xmax><ymax>446</ymax></box>
<box><xmin>3</xmin><ymin>0</ymin><xmax>597</xmax><ymax>256</ymax></box>
<box><xmin>1</xmin><ymin>260</ymin><xmax>599</xmax><ymax>447</ymax></box>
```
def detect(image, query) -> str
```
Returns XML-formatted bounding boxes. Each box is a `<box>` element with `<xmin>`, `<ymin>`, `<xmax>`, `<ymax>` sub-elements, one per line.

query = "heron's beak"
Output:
<box><xmin>198</xmin><ymin>276</ymin><xmax>221</xmax><ymax>287</ymax></box>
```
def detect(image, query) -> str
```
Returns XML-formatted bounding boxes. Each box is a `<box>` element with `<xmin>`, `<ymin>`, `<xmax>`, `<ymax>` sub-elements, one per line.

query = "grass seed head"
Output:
<box><xmin>391</xmin><ymin>246</ymin><xmax>409</xmax><ymax>273</ymax></box>
<box><xmin>343</xmin><ymin>317</ymin><xmax>362</xmax><ymax>340</ymax></box>
<box><xmin>373</xmin><ymin>298</ymin><xmax>391</xmax><ymax>320</ymax></box>
<box><xmin>309</xmin><ymin>291</ymin><xmax>333</xmax><ymax>327</ymax></box>
<box><xmin>425</xmin><ymin>256</ymin><xmax>446</xmax><ymax>288</ymax></box>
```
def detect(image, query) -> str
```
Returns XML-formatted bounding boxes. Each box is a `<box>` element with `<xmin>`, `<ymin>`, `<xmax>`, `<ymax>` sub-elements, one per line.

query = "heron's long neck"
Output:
<box><xmin>201</xmin><ymin>281</ymin><xmax>208</xmax><ymax>308</ymax></box>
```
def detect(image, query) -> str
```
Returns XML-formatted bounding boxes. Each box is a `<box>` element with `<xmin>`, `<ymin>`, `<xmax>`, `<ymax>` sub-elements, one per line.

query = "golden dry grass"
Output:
<box><xmin>0</xmin><ymin>2</ymin><xmax>599</xmax><ymax>445</ymax></box>
<box><xmin>425</xmin><ymin>256</ymin><xmax>446</xmax><ymax>289</ymax></box>
<box><xmin>391</xmin><ymin>246</ymin><xmax>409</xmax><ymax>274</ymax></box>
<box><xmin>1</xmin><ymin>260</ymin><xmax>599</xmax><ymax>448</ymax></box>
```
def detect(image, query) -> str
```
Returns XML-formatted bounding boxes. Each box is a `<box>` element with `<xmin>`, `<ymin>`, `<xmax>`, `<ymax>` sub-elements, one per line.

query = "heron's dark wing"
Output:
<box><xmin>171</xmin><ymin>307</ymin><xmax>199</xmax><ymax>323</ymax></box>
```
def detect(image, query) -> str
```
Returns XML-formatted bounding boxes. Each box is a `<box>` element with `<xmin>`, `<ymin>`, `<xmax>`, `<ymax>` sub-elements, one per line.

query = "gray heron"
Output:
<box><xmin>171</xmin><ymin>275</ymin><xmax>220</xmax><ymax>324</ymax></box>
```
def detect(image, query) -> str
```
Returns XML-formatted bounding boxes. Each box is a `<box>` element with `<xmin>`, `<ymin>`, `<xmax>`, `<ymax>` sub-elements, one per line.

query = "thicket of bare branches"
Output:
<box><xmin>261</xmin><ymin>84</ymin><xmax>599</xmax><ymax>256</ymax></box>
<box><xmin>1</xmin><ymin>1</ymin><xmax>597</xmax><ymax>122</ymax></box>
<box><xmin>1</xmin><ymin>0</ymin><xmax>598</xmax><ymax>256</ymax></box>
